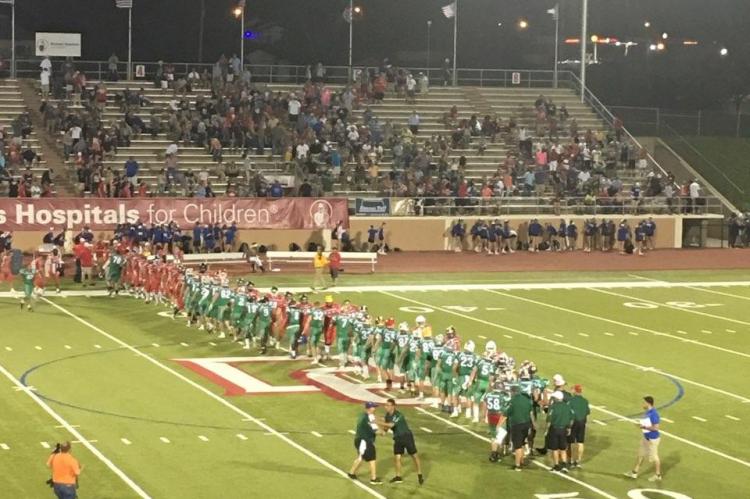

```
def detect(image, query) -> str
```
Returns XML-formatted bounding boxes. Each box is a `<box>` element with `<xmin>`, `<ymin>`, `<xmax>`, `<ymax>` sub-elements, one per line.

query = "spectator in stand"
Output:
<box><xmin>124</xmin><ymin>156</ymin><xmax>139</xmax><ymax>186</ymax></box>
<box><xmin>269</xmin><ymin>179</ymin><xmax>284</xmax><ymax>198</ymax></box>
<box><xmin>689</xmin><ymin>179</ymin><xmax>701</xmax><ymax>214</ymax></box>
<box><xmin>192</xmin><ymin>222</ymin><xmax>202</xmax><ymax>253</ymax></box>
<box><xmin>225</xmin><ymin>223</ymin><xmax>238</xmax><ymax>252</ymax></box>
<box><xmin>408</xmin><ymin>111</ymin><xmax>420</xmax><ymax>135</ymax></box>
<box><xmin>107</xmin><ymin>53</ymin><xmax>119</xmax><ymax>81</ymax></box>
<box><xmin>40</xmin><ymin>67</ymin><xmax>51</xmax><ymax>99</ymax></box>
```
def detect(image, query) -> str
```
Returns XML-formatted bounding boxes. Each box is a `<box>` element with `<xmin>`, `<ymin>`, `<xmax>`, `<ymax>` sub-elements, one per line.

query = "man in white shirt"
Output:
<box><xmin>70</xmin><ymin>125</ymin><xmax>82</xmax><ymax>145</ymax></box>
<box><xmin>288</xmin><ymin>95</ymin><xmax>301</xmax><ymax>123</ymax></box>
<box><xmin>40</xmin><ymin>56</ymin><xmax>52</xmax><ymax>74</ymax></box>
<box><xmin>296</xmin><ymin>143</ymin><xmax>309</xmax><ymax>160</ymax></box>
<box><xmin>407</xmin><ymin>111</ymin><xmax>420</xmax><ymax>134</ymax></box>
<box><xmin>40</xmin><ymin>69</ymin><xmax>51</xmax><ymax>99</ymax></box>
<box><xmin>689</xmin><ymin>179</ymin><xmax>701</xmax><ymax>214</ymax></box>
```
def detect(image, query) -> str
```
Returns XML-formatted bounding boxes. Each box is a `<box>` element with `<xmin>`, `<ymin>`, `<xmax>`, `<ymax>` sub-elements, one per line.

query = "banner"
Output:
<box><xmin>0</xmin><ymin>198</ymin><xmax>349</xmax><ymax>231</ymax></box>
<box><xmin>355</xmin><ymin>198</ymin><xmax>390</xmax><ymax>216</ymax></box>
<box><xmin>35</xmin><ymin>32</ymin><xmax>82</xmax><ymax>57</ymax></box>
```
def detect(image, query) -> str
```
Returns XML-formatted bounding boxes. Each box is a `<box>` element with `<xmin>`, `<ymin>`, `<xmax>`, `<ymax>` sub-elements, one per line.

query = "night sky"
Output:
<box><xmin>4</xmin><ymin>0</ymin><xmax>749</xmax><ymax>107</ymax></box>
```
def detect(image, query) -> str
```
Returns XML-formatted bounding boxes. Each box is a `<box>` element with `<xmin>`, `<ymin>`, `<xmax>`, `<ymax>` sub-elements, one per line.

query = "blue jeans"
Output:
<box><xmin>53</xmin><ymin>483</ymin><xmax>77</xmax><ymax>499</ymax></box>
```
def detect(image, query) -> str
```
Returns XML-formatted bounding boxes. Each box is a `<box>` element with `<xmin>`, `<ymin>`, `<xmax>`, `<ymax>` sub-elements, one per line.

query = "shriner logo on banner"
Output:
<box><xmin>0</xmin><ymin>198</ymin><xmax>348</xmax><ymax>230</ymax></box>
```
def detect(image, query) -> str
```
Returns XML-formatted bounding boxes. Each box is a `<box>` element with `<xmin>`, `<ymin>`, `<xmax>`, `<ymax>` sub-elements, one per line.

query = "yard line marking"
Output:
<box><xmin>604</xmin><ymin>332</ymin><xmax>614</xmax><ymax>337</ymax></box>
<box><xmin>487</xmin><ymin>289</ymin><xmax>750</xmax><ymax>361</ymax></box>
<box><xmin>42</xmin><ymin>298</ymin><xmax>385</xmax><ymax>499</ymax></box>
<box><xmin>701</xmin><ymin>330</ymin><xmax>713</xmax><ymax>335</ymax></box>
<box><xmin>236</xmin><ymin>433</ymin><xmax>248</xmax><ymax>440</ymax></box>
<box><xmin>727</xmin><ymin>329</ymin><xmax>736</xmax><ymax>333</ymax></box>
<box><xmin>73</xmin><ymin>440</ymin><xmax>97</xmax><ymax>443</ymax></box>
<box><xmin>198</xmin><ymin>435</ymin><xmax>209</xmax><ymax>442</ymax></box>
<box><xmin>503</xmin><ymin>334</ymin><xmax>513</xmax><ymax>339</ymax></box>
<box><xmin>180</xmin><ymin>342</ymin><xmax>189</xmax><ymax>347</ymax></box>
<box><xmin>676</xmin><ymin>330</ymin><xmax>688</xmax><ymax>335</ymax></box>
<box><xmin>265</xmin><ymin>432</ymin><xmax>290</xmax><ymax>436</ymax></box>
<box><xmin>121</xmin><ymin>438</ymin><xmax>132</xmax><ymax>445</ymax></box>
<box><xmin>416</xmin><ymin>407</ymin><xmax>618</xmax><ymax>499</ymax></box>
<box><xmin>420</xmin><ymin>427</ymin><xmax>433</xmax><ymax>433</ymax></box>
<box><xmin>94</xmin><ymin>344</ymin><xmax>102</xmax><ymax>349</ymax></box>
<box><xmin>34</xmin><ymin>346</ymin><xmax>42</xmax><ymax>350</ymax></box>
<box><xmin>0</xmin><ymin>443</ymin><xmax>9</xmax><ymax>450</ymax></box>
<box><xmin>4</xmin><ymin>346</ymin><xmax>11</xmax><ymax>351</ymax></box>
<box><xmin>592</xmin><ymin>419</ymin><xmax>607</xmax><ymax>426</ymax></box>
<box><xmin>209</xmin><ymin>342</ymin><xmax>217</xmax><ymax>346</ymax></box>
<box><xmin>55</xmin><ymin>424</ymin><xmax>79</xmax><ymax>428</ymax></box>
<box><xmin>40</xmin><ymin>441</ymin><xmax>50</xmax><ymax>449</ymax></box>
<box><xmin>684</xmin><ymin>285</ymin><xmax>750</xmax><ymax>303</ymax></box>
<box><xmin>593</xmin><ymin>288</ymin><xmax>750</xmax><ymax>327</ymax></box>
<box><xmin>478</xmin><ymin>335</ymin><xmax>487</xmax><ymax>339</ymax></box>
<box><xmin>311</xmin><ymin>431</ymin><xmax>323</xmax><ymax>438</ymax></box>
<box><xmin>382</xmin><ymin>292</ymin><xmax>750</xmax><ymax>404</ymax></box>
<box><xmin>151</xmin><ymin>343</ymin><xmax>160</xmax><ymax>348</ymax></box>
<box><xmin>348</xmin><ymin>429</ymin><xmax>356</xmax><ymax>435</ymax></box>
<box><xmin>726</xmin><ymin>415</ymin><xmax>740</xmax><ymax>421</ymax></box>
<box><xmin>578</xmin><ymin>333</ymin><xmax>590</xmax><ymax>337</ymax></box>
<box><xmin>692</xmin><ymin>416</ymin><xmax>707</xmax><ymax>423</ymax></box>
<box><xmin>553</xmin><ymin>333</ymin><xmax>564</xmax><ymax>338</ymax></box>
<box><xmin>64</xmin><ymin>345</ymin><xmax>72</xmax><ymax>350</ymax></box>
<box><xmin>661</xmin><ymin>417</ymin><xmax>674</xmax><ymax>423</ymax></box>
<box><xmin>628</xmin><ymin>332</ymin><xmax>639</xmax><ymax>336</ymax></box>
<box><xmin>591</xmin><ymin>404</ymin><xmax>750</xmax><ymax>469</ymax></box>
<box><xmin>159</xmin><ymin>437</ymin><xmax>170</xmax><ymax>443</ymax></box>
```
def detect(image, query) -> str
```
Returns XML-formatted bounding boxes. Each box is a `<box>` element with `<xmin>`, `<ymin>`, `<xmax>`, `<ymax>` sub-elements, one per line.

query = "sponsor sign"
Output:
<box><xmin>511</xmin><ymin>72</ymin><xmax>521</xmax><ymax>85</ymax></box>
<box><xmin>355</xmin><ymin>198</ymin><xmax>390</xmax><ymax>216</ymax></box>
<box><xmin>0</xmin><ymin>198</ymin><xmax>348</xmax><ymax>231</ymax></box>
<box><xmin>35</xmin><ymin>32</ymin><xmax>82</xmax><ymax>57</ymax></box>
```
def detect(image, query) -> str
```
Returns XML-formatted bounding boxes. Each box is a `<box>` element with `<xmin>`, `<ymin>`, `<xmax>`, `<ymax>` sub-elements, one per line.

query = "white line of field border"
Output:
<box><xmin>592</xmin><ymin>288</ymin><xmax>750</xmax><ymax>327</ymax></box>
<box><xmin>386</xmin><ymin>293</ymin><xmax>750</xmax><ymax>469</ymax></box>
<box><xmin>381</xmin><ymin>292</ymin><xmax>750</xmax><ymax>404</ymax></box>
<box><xmin>0</xmin><ymin>363</ymin><xmax>151</xmax><ymax>498</ymax></box>
<box><xmin>486</xmin><ymin>290</ymin><xmax>750</xmax><ymax>360</ymax></box>
<box><xmin>1</xmin><ymin>279</ymin><xmax>749</xmax><ymax>299</ymax></box>
<box><xmin>40</xmin><ymin>298</ymin><xmax>385</xmax><ymax>499</ymax></box>
<box><xmin>415</xmin><ymin>407</ymin><xmax>618</xmax><ymax>499</ymax></box>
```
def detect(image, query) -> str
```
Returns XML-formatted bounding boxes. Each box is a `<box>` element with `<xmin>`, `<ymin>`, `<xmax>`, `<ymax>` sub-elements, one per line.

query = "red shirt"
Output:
<box><xmin>74</xmin><ymin>244</ymin><xmax>93</xmax><ymax>267</ymax></box>
<box><xmin>329</xmin><ymin>251</ymin><xmax>341</xmax><ymax>268</ymax></box>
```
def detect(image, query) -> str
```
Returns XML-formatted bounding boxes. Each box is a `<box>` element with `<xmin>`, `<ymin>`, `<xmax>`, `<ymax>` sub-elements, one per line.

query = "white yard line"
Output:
<box><xmin>692</xmin><ymin>416</ymin><xmax>707</xmax><ymax>423</ymax></box>
<box><xmin>415</xmin><ymin>407</ymin><xmax>618</xmax><ymax>499</ymax></box>
<box><xmin>236</xmin><ymin>433</ymin><xmax>248</xmax><ymax>440</ymax></box>
<box><xmin>159</xmin><ymin>437</ymin><xmax>170</xmax><ymax>444</ymax></box>
<box><xmin>121</xmin><ymin>438</ymin><xmax>132</xmax><ymax>445</ymax></box>
<box><xmin>381</xmin><ymin>292</ymin><xmax>750</xmax><ymax>404</ymax></box>
<box><xmin>40</xmin><ymin>441</ymin><xmax>50</xmax><ymax>449</ymax></box>
<box><xmin>311</xmin><ymin>431</ymin><xmax>323</xmax><ymax>438</ymax></box>
<box><xmin>661</xmin><ymin>417</ymin><xmax>674</xmax><ymax>423</ymax></box>
<box><xmin>593</xmin><ymin>288</ymin><xmax>750</xmax><ymax>328</ymax></box>
<box><xmin>64</xmin><ymin>345</ymin><xmax>72</xmax><ymax>350</ymax></box>
<box><xmin>420</xmin><ymin>426</ymin><xmax>433</xmax><ymax>433</ymax></box>
<box><xmin>4</xmin><ymin>346</ymin><xmax>11</xmax><ymax>351</ymax></box>
<box><xmin>0</xmin><ymin>362</ymin><xmax>150</xmax><ymax>498</ymax></box>
<box><xmin>198</xmin><ymin>435</ymin><xmax>209</xmax><ymax>442</ymax></box>
<box><xmin>41</xmin><ymin>298</ymin><xmax>385</xmax><ymax>499</ymax></box>
<box><xmin>592</xmin><ymin>419</ymin><xmax>607</xmax><ymax>426</ymax></box>
<box><xmin>683</xmin><ymin>285</ymin><xmax>750</xmax><ymax>303</ymax></box>
<box><xmin>34</xmin><ymin>346</ymin><xmax>42</xmax><ymax>350</ymax></box>
<box><xmin>487</xmin><ymin>289</ymin><xmax>750</xmax><ymax>361</ymax></box>
<box><xmin>604</xmin><ymin>332</ymin><xmax>614</xmax><ymax>337</ymax></box>
<box><xmin>725</xmin><ymin>415</ymin><xmax>740</xmax><ymax>421</ymax></box>
<box><xmin>578</xmin><ymin>333</ymin><xmax>590</xmax><ymax>337</ymax></box>
<box><xmin>348</xmin><ymin>429</ymin><xmax>356</xmax><ymax>435</ymax></box>
<box><xmin>180</xmin><ymin>342</ymin><xmax>189</xmax><ymax>347</ymax></box>
<box><xmin>0</xmin><ymin>443</ymin><xmax>9</xmax><ymax>450</ymax></box>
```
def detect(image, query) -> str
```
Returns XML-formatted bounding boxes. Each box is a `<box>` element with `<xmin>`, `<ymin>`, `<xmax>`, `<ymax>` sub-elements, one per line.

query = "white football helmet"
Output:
<box><xmin>434</xmin><ymin>334</ymin><xmax>445</xmax><ymax>345</ymax></box>
<box><xmin>399</xmin><ymin>321</ymin><xmax>410</xmax><ymax>332</ymax></box>
<box><xmin>464</xmin><ymin>340</ymin><xmax>476</xmax><ymax>353</ymax></box>
<box><xmin>415</xmin><ymin>315</ymin><xmax>426</xmax><ymax>324</ymax></box>
<box><xmin>485</xmin><ymin>341</ymin><xmax>497</xmax><ymax>354</ymax></box>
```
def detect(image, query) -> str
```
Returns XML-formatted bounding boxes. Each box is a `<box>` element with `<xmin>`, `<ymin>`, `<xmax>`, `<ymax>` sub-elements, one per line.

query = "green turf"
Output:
<box><xmin>2</xmin><ymin>271</ymin><xmax>750</xmax><ymax>498</ymax></box>
<box><xmin>666</xmin><ymin>136</ymin><xmax>750</xmax><ymax>210</ymax></box>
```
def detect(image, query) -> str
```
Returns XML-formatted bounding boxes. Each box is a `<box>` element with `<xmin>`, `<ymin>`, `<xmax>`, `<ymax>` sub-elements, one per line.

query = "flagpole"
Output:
<box><xmin>127</xmin><ymin>6</ymin><xmax>133</xmax><ymax>80</ymax></box>
<box><xmin>580</xmin><ymin>0</ymin><xmax>587</xmax><ymax>103</ymax></box>
<box><xmin>553</xmin><ymin>4</ymin><xmax>559</xmax><ymax>88</ymax></box>
<box><xmin>451</xmin><ymin>0</ymin><xmax>458</xmax><ymax>86</ymax></box>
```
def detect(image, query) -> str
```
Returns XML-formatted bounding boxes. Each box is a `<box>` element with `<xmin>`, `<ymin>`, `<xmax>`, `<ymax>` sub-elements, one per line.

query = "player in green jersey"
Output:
<box><xmin>307</xmin><ymin>303</ymin><xmax>326</xmax><ymax>363</ymax></box>
<box><xmin>405</xmin><ymin>331</ymin><xmax>424</xmax><ymax>398</ymax></box>
<box><xmin>19</xmin><ymin>265</ymin><xmax>37</xmax><ymax>311</ymax></box>
<box><xmin>374</xmin><ymin>318</ymin><xmax>397</xmax><ymax>390</ymax></box>
<box><xmin>455</xmin><ymin>340</ymin><xmax>478</xmax><ymax>419</ymax></box>
<box><xmin>352</xmin><ymin>314</ymin><xmax>375</xmax><ymax>379</ymax></box>
<box><xmin>485</xmin><ymin>382</ymin><xmax>511</xmax><ymax>462</ymax></box>
<box><xmin>215</xmin><ymin>282</ymin><xmax>234</xmax><ymax>339</ymax></box>
<box><xmin>418</xmin><ymin>334</ymin><xmax>435</xmax><ymax>401</ymax></box>
<box><xmin>286</xmin><ymin>301</ymin><xmax>303</xmax><ymax>358</ymax></box>
<box><xmin>104</xmin><ymin>251</ymin><xmax>125</xmax><ymax>297</ymax></box>
<box><xmin>394</xmin><ymin>322</ymin><xmax>411</xmax><ymax>391</ymax></box>
<box><xmin>334</xmin><ymin>310</ymin><xmax>354</xmax><ymax>368</ymax></box>
<box><xmin>469</xmin><ymin>341</ymin><xmax>497</xmax><ymax>423</ymax></box>
<box><xmin>241</xmin><ymin>296</ymin><xmax>259</xmax><ymax>349</ymax></box>
<box><xmin>435</xmin><ymin>341</ymin><xmax>457</xmax><ymax>414</ymax></box>
<box><xmin>255</xmin><ymin>297</ymin><xmax>275</xmax><ymax>354</ymax></box>
<box><xmin>229</xmin><ymin>289</ymin><xmax>248</xmax><ymax>341</ymax></box>
<box><xmin>429</xmin><ymin>334</ymin><xmax>445</xmax><ymax>407</ymax></box>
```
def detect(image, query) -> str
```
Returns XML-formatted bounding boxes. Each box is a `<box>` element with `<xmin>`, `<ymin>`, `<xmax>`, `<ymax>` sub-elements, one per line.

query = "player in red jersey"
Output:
<box><xmin>45</xmin><ymin>248</ymin><xmax>63</xmax><ymax>293</ymax></box>
<box><xmin>32</xmin><ymin>254</ymin><xmax>46</xmax><ymax>294</ymax></box>
<box><xmin>0</xmin><ymin>250</ymin><xmax>14</xmax><ymax>292</ymax></box>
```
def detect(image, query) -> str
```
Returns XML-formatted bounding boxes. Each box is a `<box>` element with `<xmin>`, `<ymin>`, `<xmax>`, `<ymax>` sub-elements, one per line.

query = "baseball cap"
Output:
<box><xmin>365</xmin><ymin>401</ymin><xmax>378</xmax><ymax>409</ymax></box>
<box><xmin>643</xmin><ymin>396</ymin><xmax>654</xmax><ymax>406</ymax></box>
<box><xmin>573</xmin><ymin>384</ymin><xmax>583</xmax><ymax>393</ymax></box>
<box><xmin>552</xmin><ymin>374</ymin><xmax>565</xmax><ymax>386</ymax></box>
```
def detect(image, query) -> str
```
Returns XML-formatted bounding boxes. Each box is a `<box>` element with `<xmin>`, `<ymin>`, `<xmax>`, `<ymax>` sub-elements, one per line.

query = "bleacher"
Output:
<box><xmin>0</xmin><ymin>79</ymin><xmax>50</xmax><ymax>195</ymax></box>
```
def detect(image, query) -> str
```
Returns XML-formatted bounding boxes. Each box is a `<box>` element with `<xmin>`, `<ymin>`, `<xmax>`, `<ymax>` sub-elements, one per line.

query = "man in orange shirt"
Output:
<box><xmin>46</xmin><ymin>441</ymin><xmax>82</xmax><ymax>498</ymax></box>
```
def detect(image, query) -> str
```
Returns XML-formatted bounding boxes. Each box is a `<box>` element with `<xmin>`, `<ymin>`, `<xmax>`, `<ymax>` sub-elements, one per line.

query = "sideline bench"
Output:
<box><xmin>182</xmin><ymin>252</ymin><xmax>246</xmax><ymax>265</ymax></box>
<box><xmin>266</xmin><ymin>251</ymin><xmax>378</xmax><ymax>273</ymax></box>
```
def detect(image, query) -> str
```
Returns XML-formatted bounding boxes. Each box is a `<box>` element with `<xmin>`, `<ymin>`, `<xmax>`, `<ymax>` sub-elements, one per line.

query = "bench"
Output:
<box><xmin>182</xmin><ymin>252</ymin><xmax>246</xmax><ymax>265</ymax></box>
<box><xmin>266</xmin><ymin>251</ymin><xmax>378</xmax><ymax>273</ymax></box>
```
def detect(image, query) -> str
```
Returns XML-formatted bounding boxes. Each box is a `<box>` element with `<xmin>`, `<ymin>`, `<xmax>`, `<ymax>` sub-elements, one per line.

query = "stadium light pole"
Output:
<box><xmin>0</xmin><ymin>0</ymin><xmax>15</xmax><ymax>78</ymax></box>
<box><xmin>233</xmin><ymin>2</ymin><xmax>245</xmax><ymax>71</ymax></box>
<box><xmin>580</xmin><ymin>0</ymin><xmax>588</xmax><ymax>103</ymax></box>
<box><xmin>452</xmin><ymin>0</ymin><xmax>459</xmax><ymax>86</ymax></box>
<box><xmin>427</xmin><ymin>20</ymin><xmax>432</xmax><ymax>76</ymax></box>
<box><xmin>349</xmin><ymin>0</ymin><xmax>353</xmax><ymax>83</ymax></box>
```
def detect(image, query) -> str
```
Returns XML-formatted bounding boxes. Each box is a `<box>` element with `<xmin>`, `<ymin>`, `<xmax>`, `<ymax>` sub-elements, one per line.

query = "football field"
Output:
<box><xmin>2</xmin><ymin>269</ymin><xmax>750</xmax><ymax>499</ymax></box>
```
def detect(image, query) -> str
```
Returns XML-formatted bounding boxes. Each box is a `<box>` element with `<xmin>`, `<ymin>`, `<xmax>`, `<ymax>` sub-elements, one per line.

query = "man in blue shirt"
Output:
<box><xmin>625</xmin><ymin>396</ymin><xmax>662</xmax><ymax>482</ymax></box>
<box><xmin>225</xmin><ymin>223</ymin><xmax>237</xmax><ymax>252</ymax></box>
<box><xmin>192</xmin><ymin>223</ymin><xmax>202</xmax><ymax>253</ymax></box>
<box><xmin>124</xmin><ymin>156</ymin><xmax>139</xmax><ymax>185</ymax></box>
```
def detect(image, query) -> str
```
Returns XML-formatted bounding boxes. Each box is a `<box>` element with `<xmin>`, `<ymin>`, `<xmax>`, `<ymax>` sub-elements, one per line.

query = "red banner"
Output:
<box><xmin>0</xmin><ymin>198</ymin><xmax>349</xmax><ymax>231</ymax></box>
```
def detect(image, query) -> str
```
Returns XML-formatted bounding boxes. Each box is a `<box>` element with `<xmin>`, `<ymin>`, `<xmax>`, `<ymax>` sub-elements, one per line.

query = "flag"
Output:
<box><xmin>547</xmin><ymin>4</ymin><xmax>559</xmax><ymax>21</ymax></box>
<box><xmin>115</xmin><ymin>0</ymin><xmax>132</xmax><ymax>8</ymax></box>
<box><xmin>442</xmin><ymin>2</ymin><xmax>456</xmax><ymax>19</ymax></box>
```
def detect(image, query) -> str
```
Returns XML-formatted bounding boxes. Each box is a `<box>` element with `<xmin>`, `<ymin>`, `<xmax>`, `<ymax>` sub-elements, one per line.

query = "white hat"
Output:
<box><xmin>552</xmin><ymin>374</ymin><xmax>565</xmax><ymax>386</ymax></box>
<box><xmin>465</xmin><ymin>340</ymin><xmax>476</xmax><ymax>353</ymax></box>
<box><xmin>415</xmin><ymin>315</ymin><xmax>426</xmax><ymax>324</ymax></box>
<box><xmin>551</xmin><ymin>391</ymin><xmax>564</xmax><ymax>402</ymax></box>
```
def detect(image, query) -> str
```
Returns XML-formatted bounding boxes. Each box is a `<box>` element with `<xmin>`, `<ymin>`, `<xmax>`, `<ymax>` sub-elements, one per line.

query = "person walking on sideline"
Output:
<box><xmin>312</xmin><ymin>246</ymin><xmax>329</xmax><ymax>290</ymax></box>
<box><xmin>568</xmin><ymin>384</ymin><xmax>591</xmax><ymax>468</ymax></box>
<box><xmin>47</xmin><ymin>441</ymin><xmax>82</xmax><ymax>499</ymax></box>
<box><xmin>348</xmin><ymin>402</ymin><xmax>383</xmax><ymax>485</ymax></box>
<box><xmin>382</xmin><ymin>398</ymin><xmax>424</xmax><ymax>485</ymax></box>
<box><xmin>625</xmin><ymin>396</ymin><xmax>662</xmax><ymax>482</ymax></box>
<box><xmin>328</xmin><ymin>245</ymin><xmax>341</xmax><ymax>287</ymax></box>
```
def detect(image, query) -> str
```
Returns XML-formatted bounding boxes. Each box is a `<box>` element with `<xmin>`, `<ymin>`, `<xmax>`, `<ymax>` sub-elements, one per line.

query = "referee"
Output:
<box><xmin>348</xmin><ymin>402</ymin><xmax>382</xmax><ymax>485</ymax></box>
<box><xmin>382</xmin><ymin>399</ymin><xmax>424</xmax><ymax>485</ymax></box>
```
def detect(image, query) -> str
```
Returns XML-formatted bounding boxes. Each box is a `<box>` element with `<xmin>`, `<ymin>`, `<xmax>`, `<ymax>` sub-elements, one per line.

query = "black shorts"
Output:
<box><xmin>393</xmin><ymin>432</ymin><xmax>418</xmax><ymax>456</ymax></box>
<box><xmin>569</xmin><ymin>420</ymin><xmax>586</xmax><ymax>444</ymax></box>
<box><xmin>355</xmin><ymin>438</ymin><xmax>376</xmax><ymax>462</ymax></box>
<box><xmin>548</xmin><ymin>427</ymin><xmax>569</xmax><ymax>451</ymax></box>
<box><xmin>330</xmin><ymin>268</ymin><xmax>339</xmax><ymax>279</ymax></box>
<box><xmin>510</xmin><ymin>422</ymin><xmax>531</xmax><ymax>451</ymax></box>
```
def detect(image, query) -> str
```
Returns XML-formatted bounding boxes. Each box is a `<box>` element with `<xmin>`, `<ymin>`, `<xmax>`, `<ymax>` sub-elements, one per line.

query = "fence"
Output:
<box><xmin>609</xmin><ymin>105</ymin><xmax>750</xmax><ymax>138</ymax></box>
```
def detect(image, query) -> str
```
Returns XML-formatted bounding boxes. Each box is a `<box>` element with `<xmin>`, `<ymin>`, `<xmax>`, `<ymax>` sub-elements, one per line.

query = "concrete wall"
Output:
<box><xmin>6</xmin><ymin>215</ymin><xmax>699</xmax><ymax>253</ymax></box>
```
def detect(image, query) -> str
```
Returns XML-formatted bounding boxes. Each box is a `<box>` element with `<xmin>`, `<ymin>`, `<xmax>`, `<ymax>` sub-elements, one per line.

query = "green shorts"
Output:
<box><xmin>107</xmin><ymin>270</ymin><xmax>122</xmax><ymax>283</ymax></box>
<box><xmin>457</xmin><ymin>375</ymin><xmax>472</xmax><ymax>397</ymax></box>
<box><xmin>473</xmin><ymin>380</ymin><xmax>490</xmax><ymax>403</ymax></box>
<box><xmin>438</xmin><ymin>372</ymin><xmax>453</xmax><ymax>395</ymax></box>
<box><xmin>286</xmin><ymin>325</ymin><xmax>301</xmax><ymax>338</ymax></box>
<box><xmin>377</xmin><ymin>349</ymin><xmax>394</xmax><ymax>370</ymax></box>
<box><xmin>337</xmin><ymin>338</ymin><xmax>351</xmax><ymax>354</ymax></box>
<box><xmin>255</xmin><ymin>320</ymin><xmax>271</xmax><ymax>337</ymax></box>
<box><xmin>309</xmin><ymin>327</ymin><xmax>323</xmax><ymax>345</ymax></box>
<box><xmin>24</xmin><ymin>283</ymin><xmax>34</xmax><ymax>298</ymax></box>
<box><xmin>408</xmin><ymin>362</ymin><xmax>425</xmax><ymax>381</ymax></box>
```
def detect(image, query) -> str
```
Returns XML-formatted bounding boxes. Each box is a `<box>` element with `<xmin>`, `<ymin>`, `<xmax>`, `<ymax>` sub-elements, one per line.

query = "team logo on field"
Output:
<box><xmin>175</xmin><ymin>356</ymin><xmax>426</xmax><ymax>406</ymax></box>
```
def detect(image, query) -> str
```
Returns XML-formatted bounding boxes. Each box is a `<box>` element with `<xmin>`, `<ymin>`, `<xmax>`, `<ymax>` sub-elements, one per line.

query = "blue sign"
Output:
<box><xmin>355</xmin><ymin>198</ymin><xmax>390</xmax><ymax>216</ymax></box>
